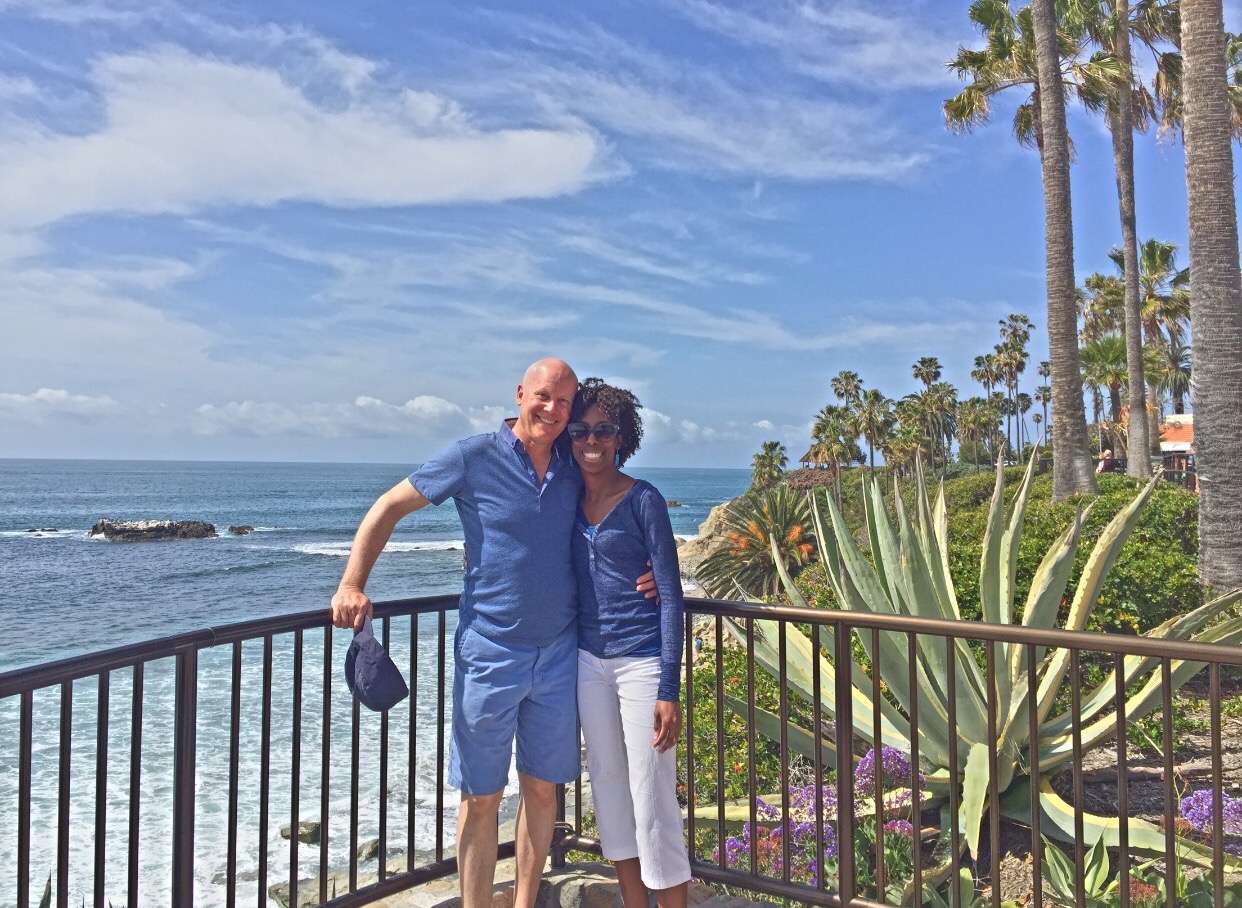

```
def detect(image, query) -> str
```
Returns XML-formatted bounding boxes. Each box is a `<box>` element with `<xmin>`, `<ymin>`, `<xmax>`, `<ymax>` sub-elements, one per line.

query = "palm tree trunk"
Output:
<box><xmin>1146</xmin><ymin>337</ymin><xmax>1163</xmax><ymax>458</ymax></box>
<box><xmin>1111</xmin><ymin>0</ymin><xmax>1152</xmax><ymax>478</ymax></box>
<box><xmin>1182</xmin><ymin>0</ymin><xmax>1242</xmax><ymax>591</ymax></box>
<box><xmin>1033</xmin><ymin>0</ymin><xmax>1098</xmax><ymax>500</ymax></box>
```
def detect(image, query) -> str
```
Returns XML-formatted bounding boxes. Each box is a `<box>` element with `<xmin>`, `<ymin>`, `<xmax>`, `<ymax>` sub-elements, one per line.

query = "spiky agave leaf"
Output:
<box><xmin>816</xmin><ymin>484</ymin><xmax>989</xmax><ymax>757</ymax></box>
<box><xmin>1034</xmin><ymin>472</ymin><xmax>1162</xmax><ymax>726</ymax></box>
<box><xmin>1001</xmin><ymin>778</ymin><xmax>1242</xmax><ymax>871</ymax></box>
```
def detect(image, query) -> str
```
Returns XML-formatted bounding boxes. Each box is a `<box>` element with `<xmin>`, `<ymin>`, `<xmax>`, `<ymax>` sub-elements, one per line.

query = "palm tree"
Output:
<box><xmin>850</xmin><ymin>389</ymin><xmax>894</xmax><ymax>479</ymax></box>
<box><xmin>995</xmin><ymin>340</ymin><xmax>1029</xmax><ymax>457</ymax></box>
<box><xmin>1080</xmin><ymin>271</ymin><xmax>1125</xmax><ymax>341</ymax></box>
<box><xmin>1080</xmin><ymin>333</ymin><xmax>1129</xmax><ymax>432</ymax></box>
<box><xmin>811</xmin><ymin>405</ymin><xmax>862</xmax><ymax>511</ymax></box>
<box><xmin>750</xmin><ymin>441</ymin><xmax>788</xmax><ymax>490</ymax></box>
<box><xmin>1016</xmin><ymin>391</ymin><xmax>1034</xmax><ymax>458</ymax></box>
<box><xmin>695</xmin><ymin>484</ymin><xmax>814</xmax><ymax>599</ymax></box>
<box><xmin>957</xmin><ymin>396</ymin><xmax>1000</xmax><ymax>466</ymax></box>
<box><xmin>883</xmin><ymin>425</ymin><xmax>926</xmax><ymax>479</ymax></box>
<box><xmin>830</xmin><ymin>370</ymin><xmax>863</xmax><ymax>408</ymax></box>
<box><xmin>1182</xmin><ymin>0</ymin><xmax>1242</xmax><ymax>590</ymax></box>
<box><xmin>1153</xmin><ymin>339</ymin><xmax>1192</xmax><ymax>414</ymax></box>
<box><xmin>1158</xmin><ymin>27</ymin><xmax>1242</xmax><ymax>137</ymax></box>
<box><xmin>1079</xmin><ymin>0</ymin><xmax>1181</xmax><ymax>479</ymax></box>
<box><xmin>930</xmin><ymin>381</ymin><xmax>960</xmax><ymax>466</ymax></box>
<box><xmin>945</xmin><ymin>0</ymin><xmax>1117</xmax><ymax>151</ymax></box>
<box><xmin>912</xmin><ymin>356</ymin><xmax>943</xmax><ymax>390</ymax></box>
<box><xmin>1035</xmin><ymin>383</ymin><xmax>1053</xmax><ymax>430</ymax></box>
<box><xmin>1033</xmin><ymin>0</ymin><xmax>1100</xmax><ymax>498</ymax></box>
<box><xmin>1108</xmin><ymin>237</ymin><xmax>1191</xmax><ymax>454</ymax></box>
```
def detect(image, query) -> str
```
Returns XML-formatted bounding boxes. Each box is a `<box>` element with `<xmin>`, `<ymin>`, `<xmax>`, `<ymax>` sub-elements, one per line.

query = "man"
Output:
<box><xmin>331</xmin><ymin>358</ymin><xmax>653</xmax><ymax>908</ymax></box>
<box><xmin>1097</xmin><ymin>448</ymin><xmax>1120</xmax><ymax>474</ymax></box>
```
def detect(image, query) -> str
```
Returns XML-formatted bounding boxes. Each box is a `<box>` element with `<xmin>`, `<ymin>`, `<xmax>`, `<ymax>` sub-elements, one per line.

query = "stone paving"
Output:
<box><xmin>330</xmin><ymin>859</ymin><xmax>766</xmax><ymax>908</ymax></box>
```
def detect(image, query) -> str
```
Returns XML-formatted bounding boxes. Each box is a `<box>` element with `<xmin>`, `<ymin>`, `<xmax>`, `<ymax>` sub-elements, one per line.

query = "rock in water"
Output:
<box><xmin>88</xmin><ymin>519</ymin><xmax>217</xmax><ymax>542</ymax></box>
<box><xmin>280</xmin><ymin>820</ymin><xmax>320</xmax><ymax>844</ymax></box>
<box><xmin>228</xmin><ymin>525</ymin><xmax>255</xmax><ymax>536</ymax></box>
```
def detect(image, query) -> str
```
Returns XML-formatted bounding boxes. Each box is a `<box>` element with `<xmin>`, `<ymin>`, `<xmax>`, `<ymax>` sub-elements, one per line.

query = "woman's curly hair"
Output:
<box><xmin>571</xmin><ymin>378</ymin><xmax>644</xmax><ymax>466</ymax></box>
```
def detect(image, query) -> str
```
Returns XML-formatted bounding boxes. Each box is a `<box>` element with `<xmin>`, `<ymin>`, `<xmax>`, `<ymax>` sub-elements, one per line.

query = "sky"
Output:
<box><xmin>2</xmin><ymin>0</ymin><xmax>1240</xmax><ymax>469</ymax></box>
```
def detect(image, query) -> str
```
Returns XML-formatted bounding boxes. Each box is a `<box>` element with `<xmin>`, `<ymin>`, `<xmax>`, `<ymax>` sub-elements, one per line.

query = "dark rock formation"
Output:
<box><xmin>279</xmin><ymin>820</ymin><xmax>320</xmax><ymax>844</ymax></box>
<box><xmin>88</xmin><ymin>519</ymin><xmax>217</xmax><ymax>542</ymax></box>
<box><xmin>228</xmin><ymin>525</ymin><xmax>255</xmax><ymax>536</ymax></box>
<box><xmin>666</xmin><ymin>499</ymin><xmax>682</xmax><ymax>507</ymax></box>
<box><xmin>677</xmin><ymin>501</ymin><xmax>732</xmax><ymax>577</ymax></box>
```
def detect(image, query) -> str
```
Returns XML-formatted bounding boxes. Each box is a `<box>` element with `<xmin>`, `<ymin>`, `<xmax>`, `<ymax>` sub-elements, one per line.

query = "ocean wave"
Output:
<box><xmin>293</xmin><ymin>540</ymin><xmax>466</xmax><ymax>557</ymax></box>
<box><xmin>0</xmin><ymin>528</ymin><xmax>82</xmax><ymax>538</ymax></box>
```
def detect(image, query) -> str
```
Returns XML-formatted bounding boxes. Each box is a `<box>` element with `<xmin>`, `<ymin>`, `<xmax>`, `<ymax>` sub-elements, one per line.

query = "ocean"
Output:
<box><xmin>0</xmin><ymin>459</ymin><xmax>749</xmax><ymax>907</ymax></box>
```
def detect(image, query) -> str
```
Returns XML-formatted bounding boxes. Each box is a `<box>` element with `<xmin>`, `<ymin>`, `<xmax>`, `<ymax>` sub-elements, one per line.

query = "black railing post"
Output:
<box><xmin>550</xmin><ymin>784</ymin><xmax>569</xmax><ymax>869</ymax></box>
<box><xmin>833</xmin><ymin>620</ymin><xmax>856</xmax><ymax>905</ymax></box>
<box><xmin>172</xmin><ymin>647</ymin><xmax>198</xmax><ymax>908</ymax></box>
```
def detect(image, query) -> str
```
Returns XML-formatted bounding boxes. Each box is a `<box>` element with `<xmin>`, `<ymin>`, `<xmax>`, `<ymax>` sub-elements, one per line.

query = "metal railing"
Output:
<box><xmin>0</xmin><ymin>596</ymin><xmax>469</xmax><ymax>908</ymax></box>
<box><xmin>656</xmin><ymin>598</ymin><xmax>1242</xmax><ymax>908</ymax></box>
<box><xmin>4</xmin><ymin>595</ymin><xmax>1241</xmax><ymax>908</ymax></box>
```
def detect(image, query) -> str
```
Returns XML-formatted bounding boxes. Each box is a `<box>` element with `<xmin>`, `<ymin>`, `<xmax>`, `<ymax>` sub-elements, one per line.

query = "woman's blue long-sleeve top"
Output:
<box><xmin>572</xmin><ymin>478</ymin><xmax>685</xmax><ymax>702</ymax></box>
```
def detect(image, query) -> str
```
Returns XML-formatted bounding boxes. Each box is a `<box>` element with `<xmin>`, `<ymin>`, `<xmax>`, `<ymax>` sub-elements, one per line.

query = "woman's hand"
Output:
<box><xmin>652</xmin><ymin>700</ymin><xmax>682</xmax><ymax>753</ymax></box>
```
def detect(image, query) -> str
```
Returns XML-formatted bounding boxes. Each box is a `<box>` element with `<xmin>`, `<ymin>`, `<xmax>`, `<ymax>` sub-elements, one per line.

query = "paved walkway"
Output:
<box><xmin>339</xmin><ymin>859</ymin><xmax>766</xmax><ymax>908</ymax></box>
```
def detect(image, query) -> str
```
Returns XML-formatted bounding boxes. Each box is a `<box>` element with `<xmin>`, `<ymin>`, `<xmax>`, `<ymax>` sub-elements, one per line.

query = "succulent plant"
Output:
<box><xmin>721</xmin><ymin>455</ymin><xmax>1242</xmax><ymax>869</ymax></box>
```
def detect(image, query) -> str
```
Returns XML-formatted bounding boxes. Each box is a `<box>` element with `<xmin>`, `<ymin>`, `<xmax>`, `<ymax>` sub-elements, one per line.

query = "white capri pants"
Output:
<box><xmin>577</xmin><ymin>650</ymin><xmax>691</xmax><ymax>891</ymax></box>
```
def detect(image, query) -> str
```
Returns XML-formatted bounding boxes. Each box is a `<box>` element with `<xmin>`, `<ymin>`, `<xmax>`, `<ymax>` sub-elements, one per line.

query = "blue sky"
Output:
<box><xmin>2</xmin><ymin>0</ymin><xmax>1238</xmax><ymax>468</ymax></box>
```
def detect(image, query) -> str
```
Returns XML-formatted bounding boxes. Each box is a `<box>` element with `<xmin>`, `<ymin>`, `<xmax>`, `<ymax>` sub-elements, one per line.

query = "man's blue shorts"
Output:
<box><xmin>449</xmin><ymin>621</ymin><xmax>580</xmax><ymax>795</ymax></box>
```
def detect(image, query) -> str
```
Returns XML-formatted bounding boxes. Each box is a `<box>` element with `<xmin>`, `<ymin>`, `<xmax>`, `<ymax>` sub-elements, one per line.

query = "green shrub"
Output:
<box><xmin>892</xmin><ymin>469</ymin><xmax>1201</xmax><ymax>633</ymax></box>
<box><xmin>680</xmin><ymin>631</ymin><xmax>814</xmax><ymax>806</ymax></box>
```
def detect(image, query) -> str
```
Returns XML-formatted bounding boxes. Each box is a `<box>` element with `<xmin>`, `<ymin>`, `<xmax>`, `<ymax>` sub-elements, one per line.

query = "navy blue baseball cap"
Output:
<box><xmin>345</xmin><ymin>615</ymin><xmax>409</xmax><ymax>712</ymax></box>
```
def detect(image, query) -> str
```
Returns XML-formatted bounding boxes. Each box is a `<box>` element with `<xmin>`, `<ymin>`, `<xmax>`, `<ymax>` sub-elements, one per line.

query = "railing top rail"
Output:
<box><xmin>686</xmin><ymin>595</ymin><xmax>1242</xmax><ymax>665</ymax></box>
<box><xmin>6</xmin><ymin>590</ymin><xmax>1240</xmax><ymax>697</ymax></box>
<box><xmin>0</xmin><ymin>593</ymin><xmax>460</xmax><ymax>697</ymax></box>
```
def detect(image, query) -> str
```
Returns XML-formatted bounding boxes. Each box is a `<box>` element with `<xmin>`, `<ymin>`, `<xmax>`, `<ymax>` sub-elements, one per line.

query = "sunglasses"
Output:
<box><xmin>567</xmin><ymin>422</ymin><xmax>621</xmax><ymax>442</ymax></box>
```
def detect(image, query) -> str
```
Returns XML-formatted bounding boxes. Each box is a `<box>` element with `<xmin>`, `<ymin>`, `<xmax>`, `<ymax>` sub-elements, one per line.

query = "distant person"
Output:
<box><xmin>569</xmin><ymin>378</ymin><xmax>691</xmax><ymax>908</ymax></box>
<box><xmin>330</xmin><ymin>359</ymin><xmax>655</xmax><ymax>908</ymax></box>
<box><xmin>1097</xmin><ymin>449</ymin><xmax>1121</xmax><ymax>474</ymax></box>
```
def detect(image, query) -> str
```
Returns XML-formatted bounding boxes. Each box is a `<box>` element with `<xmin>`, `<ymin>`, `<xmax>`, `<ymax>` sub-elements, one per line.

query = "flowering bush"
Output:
<box><xmin>1179</xmin><ymin>788</ymin><xmax>1242</xmax><ymax>856</ymax></box>
<box><xmin>712</xmin><ymin>747</ymin><xmax>923</xmax><ymax>899</ymax></box>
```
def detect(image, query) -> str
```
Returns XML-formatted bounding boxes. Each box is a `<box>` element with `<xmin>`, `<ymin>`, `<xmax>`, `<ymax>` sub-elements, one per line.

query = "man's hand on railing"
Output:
<box><xmin>331</xmin><ymin>586</ymin><xmax>374</xmax><ymax>633</ymax></box>
<box><xmin>652</xmin><ymin>700</ymin><xmax>681</xmax><ymax>753</ymax></box>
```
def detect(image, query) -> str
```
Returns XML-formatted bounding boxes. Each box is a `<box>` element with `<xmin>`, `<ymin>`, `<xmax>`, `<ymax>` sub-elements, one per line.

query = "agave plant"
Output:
<box><xmin>721</xmin><ymin>455</ymin><xmax>1242</xmax><ymax>868</ymax></box>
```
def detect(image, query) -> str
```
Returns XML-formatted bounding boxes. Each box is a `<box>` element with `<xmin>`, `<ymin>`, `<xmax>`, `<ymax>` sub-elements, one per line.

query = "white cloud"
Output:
<box><xmin>193</xmin><ymin>395</ymin><xmax>504</xmax><ymax>439</ymax></box>
<box><xmin>0</xmin><ymin>388</ymin><xmax>119</xmax><ymax>420</ymax></box>
<box><xmin>0</xmin><ymin>0</ymin><xmax>159</xmax><ymax>26</ymax></box>
<box><xmin>465</xmin><ymin>17</ymin><xmax>932</xmax><ymax>182</ymax></box>
<box><xmin>557</xmin><ymin>233</ymin><xmax>765</xmax><ymax>286</ymax></box>
<box><xmin>669</xmin><ymin>0</ymin><xmax>957</xmax><ymax>91</ymax></box>
<box><xmin>517</xmin><ymin>60</ymin><xmax>927</xmax><ymax>181</ymax></box>
<box><xmin>0</xmin><ymin>47</ymin><xmax>610</xmax><ymax>233</ymax></box>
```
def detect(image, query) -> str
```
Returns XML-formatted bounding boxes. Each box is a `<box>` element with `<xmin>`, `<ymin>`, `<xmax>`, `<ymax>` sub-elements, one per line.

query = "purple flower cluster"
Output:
<box><xmin>716</xmin><ymin>809</ymin><xmax>839</xmax><ymax>886</ymax></box>
<box><xmin>855</xmin><ymin>746</ymin><xmax>915</xmax><ymax>796</ymax></box>
<box><xmin>882</xmin><ymin>818</ymin><xmax>916</xmax><ymax>839</ymax></box>
<box><xmin>854</xmin><ymin>745</ymin><xmax>926</xmax><ymax>815</ymax></box>
<box><xmin>713</xmin><ymin>747</ymin><xmax>924</xmax><ymax>889</ymax></box>
<box><xmin>1180</xmin><ymin>788</ymin><xmax>1242</xmax><ymax>850</ymax></box>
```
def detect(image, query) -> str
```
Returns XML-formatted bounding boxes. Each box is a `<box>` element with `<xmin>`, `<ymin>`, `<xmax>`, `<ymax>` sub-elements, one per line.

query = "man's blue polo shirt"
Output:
<box><xmin>409</xmin><ymin>421</ymin><xmax>581</xmax><ymax>647</ymax></box>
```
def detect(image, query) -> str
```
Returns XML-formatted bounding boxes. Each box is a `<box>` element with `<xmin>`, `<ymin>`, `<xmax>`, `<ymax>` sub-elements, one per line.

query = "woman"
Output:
<box><xmin>569</xmin><ymin>378</ymin><xmax>690</xmax><ymax>908</ymax></box>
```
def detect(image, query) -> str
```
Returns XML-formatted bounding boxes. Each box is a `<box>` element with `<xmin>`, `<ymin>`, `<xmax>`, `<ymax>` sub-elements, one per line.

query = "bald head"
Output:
<box><xmin>523</xmin><ymin>358</ymin><xmax>577</xmax><ymax>388</ymax></box>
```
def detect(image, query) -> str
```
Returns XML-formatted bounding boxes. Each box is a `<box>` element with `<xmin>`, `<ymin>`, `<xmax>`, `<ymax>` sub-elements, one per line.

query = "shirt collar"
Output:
<box><xmin>500</xmin><ymin>418</ymin><xmax>572</xmax><ymax>468</ymax></box>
